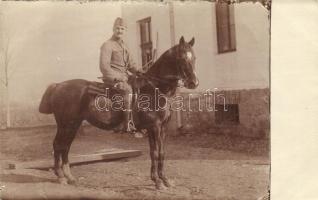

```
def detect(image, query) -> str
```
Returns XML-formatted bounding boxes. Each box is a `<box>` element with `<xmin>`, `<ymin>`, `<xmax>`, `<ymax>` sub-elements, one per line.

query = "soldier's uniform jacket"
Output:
<box><xmin>100</xmin><ymin>35</ymin><xmax>138</xmax><ymax>83</ymax></box>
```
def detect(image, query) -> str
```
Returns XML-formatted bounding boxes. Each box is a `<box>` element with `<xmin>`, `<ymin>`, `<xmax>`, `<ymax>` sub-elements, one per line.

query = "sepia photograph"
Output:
<box><xmin>0</xmin><ymin>1</ymin><xmax>272</xmax><ymax>199</ymax></box>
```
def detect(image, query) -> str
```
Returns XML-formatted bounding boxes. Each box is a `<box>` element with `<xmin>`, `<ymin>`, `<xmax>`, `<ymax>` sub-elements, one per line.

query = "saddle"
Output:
<box><xmin>86</xmin><ymin>76</ymin><xmax>147</xmax><ymax>134</ymax></box>
<box><xmin>87</xmin><ymin>81</ymin><xmax>110</xmax><ymax>95</ymax></box>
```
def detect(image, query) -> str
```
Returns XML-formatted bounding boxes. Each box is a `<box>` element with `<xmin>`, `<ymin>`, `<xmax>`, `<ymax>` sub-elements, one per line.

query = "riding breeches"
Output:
<box><xmin>115</xmin><ymin>81</ymin><xmax>133</xmax><ymax>110</ymax></box>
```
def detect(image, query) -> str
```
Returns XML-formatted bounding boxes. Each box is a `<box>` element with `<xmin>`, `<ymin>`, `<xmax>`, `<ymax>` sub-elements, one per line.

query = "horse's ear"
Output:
<box><xmin>179</xmin><ymin>36</ymin><xmax>185</xmax><ymax>45</ymax></box>
<box><xmin>189</xmin><ymin>37</ymin><xmax>195</xmax><ymax>47</ymax></box>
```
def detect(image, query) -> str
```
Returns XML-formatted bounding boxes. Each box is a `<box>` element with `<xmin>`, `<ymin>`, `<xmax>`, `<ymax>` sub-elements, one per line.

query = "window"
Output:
<box><xmin>215</xmin><ymin>3</ymin><xmax>236</xmax><ymax>53</ymax></box>
<box><xmin>138</xmin><ymin>17</ymin><xmax>152</xmax><ymax>70</ymax></box>
<box><xmin>215</xmin><ymin>104</ymin><xmax>240</xmax><ymax>125</ymax></box>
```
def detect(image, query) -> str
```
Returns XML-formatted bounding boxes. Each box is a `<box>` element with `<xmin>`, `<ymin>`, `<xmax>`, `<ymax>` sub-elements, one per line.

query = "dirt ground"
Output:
<box><xmin>0</xmin><ymin>125</ymin><xmax>269</xmax><ymax>200</ymax></box>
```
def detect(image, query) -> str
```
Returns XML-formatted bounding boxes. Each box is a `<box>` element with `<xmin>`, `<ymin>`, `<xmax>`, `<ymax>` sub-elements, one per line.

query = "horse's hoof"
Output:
<box><xmin>162</xmin><ymin>178</ymin><xmax>174</xmax><ymax>188</ymax></box>
<box><xmin>134</xmin><ymin>131</ymin><xmax>144</xmax><ymax>138</ymax></box>
<box><xmin>155</xmin><ymin>181</ymin><xmax>167</xmax><ymax>190</ymax></box>
<box><xmin>58</xmin><ymin>177</ymin><xmax>68</xmax><ymax>185</ymax></box>
<box><xmin>67</xmin><ymin>178</ymin><xmax>78</xmax><ymax>185</ymax></box>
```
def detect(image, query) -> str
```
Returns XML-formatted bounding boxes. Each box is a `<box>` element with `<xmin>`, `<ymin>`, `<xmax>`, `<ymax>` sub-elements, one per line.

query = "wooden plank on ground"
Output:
<box><xmin>13</xmin><ymin>149</ymin><xmax>142</xmax><ymax>170</ymax></box>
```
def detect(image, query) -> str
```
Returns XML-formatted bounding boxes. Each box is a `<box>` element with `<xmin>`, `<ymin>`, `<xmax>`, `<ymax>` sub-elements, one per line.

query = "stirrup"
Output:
<box><xmin>126</xmin><ymin>120</ymin><xmax>143</xmax><ymax>138</ymax></box>
<box><xmin>127</xmin><ymin>119</ymin><xmax>136</xmax><ymax>133</ymax></box>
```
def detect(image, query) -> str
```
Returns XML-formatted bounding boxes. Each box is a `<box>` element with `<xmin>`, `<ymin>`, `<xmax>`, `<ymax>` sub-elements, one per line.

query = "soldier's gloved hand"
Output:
<box><xmin>135</xmin><ymin>70</ymin><xmax>144</xmax><ymax>77</ymax></box>
<box><xmin>129</xmin><ymin>67</ymin><xmax>142</xmax><ymax>74</ymax></box>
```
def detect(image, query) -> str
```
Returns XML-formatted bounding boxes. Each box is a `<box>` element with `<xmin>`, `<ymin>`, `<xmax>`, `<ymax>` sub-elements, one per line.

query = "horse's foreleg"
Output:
<box><xmin>158</xmin><ymin>125</ymin><xmax>172</xmax><ymax>187</ymax></box>
<box><xmin>148</xmin><ymin>125</ymin><xmax>166</xmax><ymax>190</ymax></box>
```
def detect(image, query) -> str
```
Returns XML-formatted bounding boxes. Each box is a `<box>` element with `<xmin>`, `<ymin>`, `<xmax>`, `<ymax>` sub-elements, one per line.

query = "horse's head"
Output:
<box><xmin>175</xmin><ymin>36</ymin><xmax>199</xmax><ymax>89</ymax></box>
<box><xmin>145</xmin><ymin>36</ymin><xmax>199</xmax><ymax>92</ymax></box>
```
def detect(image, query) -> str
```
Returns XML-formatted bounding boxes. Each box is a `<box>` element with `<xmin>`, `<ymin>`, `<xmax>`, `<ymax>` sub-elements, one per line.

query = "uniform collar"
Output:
<box><xmin>111</xmin><ymin>35</ymin><xmax>124</xmax><ymax>44</ymax></box>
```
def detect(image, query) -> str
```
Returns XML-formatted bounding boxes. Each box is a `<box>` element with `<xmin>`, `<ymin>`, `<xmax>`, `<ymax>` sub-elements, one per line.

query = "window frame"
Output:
<box><xmin>215</xmin><ymin>2</ymin><xmax>237</xmax><ymax>54</ymax></box>
<box><xmin>138</xmin><ymin>17</ymin><xmax>153</xmax><ymax>68</ymax></box>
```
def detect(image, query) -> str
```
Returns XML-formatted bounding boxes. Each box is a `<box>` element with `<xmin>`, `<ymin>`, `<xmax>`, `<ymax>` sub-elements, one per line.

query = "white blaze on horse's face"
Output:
<box><xmin>186</xmin><ymin>51</ymin><xmax>192</xmax><ymax>60</ymax></box>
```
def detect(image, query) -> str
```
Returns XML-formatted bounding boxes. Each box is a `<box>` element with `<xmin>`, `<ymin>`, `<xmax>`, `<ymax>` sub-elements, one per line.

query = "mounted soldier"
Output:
<box><xmin>99</xmin><ymin>17</ymin><xmax>140</xmax><ymax>133</ymax></box>
<box><xmin>40</xmin><ymin>18</ymin><xmax>198</xmax><ymax>185</ymax></box>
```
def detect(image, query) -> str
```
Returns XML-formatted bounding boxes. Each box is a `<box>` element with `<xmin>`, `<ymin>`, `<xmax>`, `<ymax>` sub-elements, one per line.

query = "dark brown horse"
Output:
<box><xmin>39</xmin><ymin>36</ymin><xmax>198</xmax><ymax>189</ymax></box>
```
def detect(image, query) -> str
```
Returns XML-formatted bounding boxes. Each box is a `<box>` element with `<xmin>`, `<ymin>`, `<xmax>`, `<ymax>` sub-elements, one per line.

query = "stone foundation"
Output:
<box><xmin>174</xmin><ymin>88</ymin><xmax>270</xmax><ymax>138</ymax></box>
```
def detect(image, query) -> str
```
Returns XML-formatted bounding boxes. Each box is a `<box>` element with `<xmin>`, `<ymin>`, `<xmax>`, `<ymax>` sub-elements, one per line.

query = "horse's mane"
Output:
<box><xmin>145</xmin><ymin>45</ymin><xmax>178</xmax><ymax>77</ymax></box>
<box><xmin>141</xmin><ymin>45</ymin><xmax>180</xmax><ymax>96</ymax></box>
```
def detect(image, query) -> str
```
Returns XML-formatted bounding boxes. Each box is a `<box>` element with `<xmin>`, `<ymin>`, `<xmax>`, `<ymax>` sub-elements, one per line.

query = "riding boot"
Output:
<box><xmin>113</xmin><ymin>91</ymin><xmax>136</xmax><ymax>133</ymax></box>
<box><xmin>124</xmin><ymin>110</ymin><xmax>136</xmax><ymax>133</ymax></box>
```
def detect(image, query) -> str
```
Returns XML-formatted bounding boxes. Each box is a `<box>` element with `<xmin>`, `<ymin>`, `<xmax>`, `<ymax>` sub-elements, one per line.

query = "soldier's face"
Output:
<box><xmin>113</xmin><ymin>26</ymin><xmax>125</xmax><ymax>40</ymax></box>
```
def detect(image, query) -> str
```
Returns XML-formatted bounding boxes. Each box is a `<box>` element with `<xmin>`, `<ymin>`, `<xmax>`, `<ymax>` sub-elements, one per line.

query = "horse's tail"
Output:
<box><xmin>39</xmin><ymin>83</ymin><xmax>57</xmax><ymax>114</ymax></box>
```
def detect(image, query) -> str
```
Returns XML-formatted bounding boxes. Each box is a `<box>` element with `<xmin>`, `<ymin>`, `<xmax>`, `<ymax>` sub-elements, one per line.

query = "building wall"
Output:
<box><xmin>123</xmin><ymin>2</ymin><xmax>269</xmax><ymax>91</ymax></box>
<box><xmin>172</xmin><ymin>2</ymin><xmax>269</xmax><ymax>91</ymax></box>
<box><xmin>122</xmin><ymin>2</ymin><xmax>270</xmax><ymax>138</ymax></box>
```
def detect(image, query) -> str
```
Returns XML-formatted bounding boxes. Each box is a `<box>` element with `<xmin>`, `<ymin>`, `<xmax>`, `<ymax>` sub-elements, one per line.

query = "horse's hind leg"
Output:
<box><xmin>53</xmin><ymin>127</ymin><xmax>67</xmax><ymax>184</ymax></box>
<box><xmin>61</xmin><ymin>120</ymin><xmax>82</xmax><ymax>185</ymax></box>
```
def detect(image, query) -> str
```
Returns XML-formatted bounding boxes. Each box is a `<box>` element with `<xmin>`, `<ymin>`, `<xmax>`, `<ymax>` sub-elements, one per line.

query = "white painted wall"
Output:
<box><xmin>123</xmin><ymin>2</ymin><xmax>270</xmax><ymax>91</ymax></box>
<box><xmin>173</xmin><ymin>2</ymin><xmax>270</xmax><ymax>91</ymax></box>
